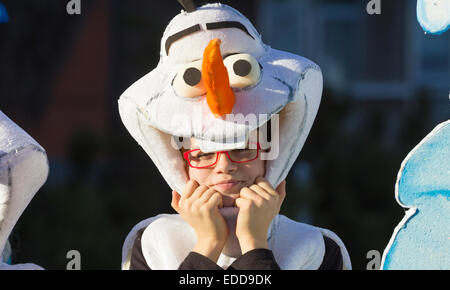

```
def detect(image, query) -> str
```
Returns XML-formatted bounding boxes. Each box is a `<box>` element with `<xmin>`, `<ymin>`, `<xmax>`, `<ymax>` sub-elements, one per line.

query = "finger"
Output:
<box><xmin>207</xmin><ymin>192</ymin><xmax>223</xmax><ymax>209</ymax></box>
<box><xmin>190</xmin><ymin>183</ymin><xmax>210</xmax><ymax>201</ymax></box>
<box><xmin>171</xmin><ymin>190</ymin><xmax>181</xmax><ymax>213</ymax></box>
<box><xmin>240</xmin><ymin>187</ymin><xmax>264</xmax><ymax>205</ymax></box>
<box><xmin>255</xmin><ymin>176</ymin><xmax>278</xmax><ymax>196</ymax></box>
<box><xmin>235</xmin><ymin>197</ymin><xmax>251</xmax><ymax>209</ymax></box>
<box><xmin>181</xmin><ymin>180</ymin><xmax>199</xmax><ymax>200</ymax></box>
<box><xmin>197</xmin><ymin>187</ymin><xmax>218</xmax><ymax>204</ymax></box>
<box><xmin>249</xmin><ymin>184</ymin><xmax>271</xmax><ymax>201</ymax></box>
<box><xmin>276</xmin><ymin>180</ymin><xmax>286</xmax><ymax>206</ymax></box>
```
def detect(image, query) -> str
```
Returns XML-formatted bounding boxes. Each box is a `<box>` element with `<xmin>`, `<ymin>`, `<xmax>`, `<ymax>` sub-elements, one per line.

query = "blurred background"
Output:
<box><xmin>0</xmin><ymin>0</ymin><xmax>448</xmax><ymax>269</ymax></box>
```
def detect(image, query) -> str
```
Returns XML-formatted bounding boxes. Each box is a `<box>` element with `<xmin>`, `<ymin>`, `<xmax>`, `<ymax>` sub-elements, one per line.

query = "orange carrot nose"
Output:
<box><xmin>202</xmin><ymin>38</ymin><xmax>235</xmax><ymax>118</ymax></box>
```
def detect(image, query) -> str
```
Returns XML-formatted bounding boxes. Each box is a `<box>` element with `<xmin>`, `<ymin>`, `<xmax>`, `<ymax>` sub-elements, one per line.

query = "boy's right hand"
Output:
<box><xmin>171</xmin><ymin>180</ymin><xmax>229</xmax><ymax>262</ymax></box>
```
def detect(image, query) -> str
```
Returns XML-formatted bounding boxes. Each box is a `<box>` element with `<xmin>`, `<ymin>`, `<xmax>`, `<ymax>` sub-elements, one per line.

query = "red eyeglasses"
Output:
<box><xmin>183</xmin><ymin>142</ymin><xmax>261</xmax><ymax>169</ymax></box>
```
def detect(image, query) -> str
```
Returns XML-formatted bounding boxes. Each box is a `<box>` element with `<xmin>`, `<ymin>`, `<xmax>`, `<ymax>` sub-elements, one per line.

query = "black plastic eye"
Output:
<box><xmin>173</xmin><ymin>59</ymin><xmax>205</xmax><ymax>98</ymax></box>
<box><xmin>233</xmin><ymin>59</ymin><xmax>252</xmax><ymax>77</ymax></box>
<box><xmin>183</xmin><ymin>67</ymin><xmax>202</xmax><ymax>86</ymax></box>
<box><xmin>223</xmin><ymin>53</ymin><xmax>260</xmax><ymax>89</ymax></box>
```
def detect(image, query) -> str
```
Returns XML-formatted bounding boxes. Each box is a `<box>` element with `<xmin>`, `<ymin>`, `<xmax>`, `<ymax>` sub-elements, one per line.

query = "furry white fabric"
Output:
<box><xmin>121</xmin><ymin>214</ymin><xmax>351</xmax><ymax>270</ymax></box>
<box><xmin>0</xmin><ymin>111</ymin><xmax>48</xmax><ymax>270</ymax></box>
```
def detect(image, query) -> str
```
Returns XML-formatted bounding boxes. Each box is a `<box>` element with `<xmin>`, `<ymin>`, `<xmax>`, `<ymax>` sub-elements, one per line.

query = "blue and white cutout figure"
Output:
<box><xmin>0</xmin><ymin>2</ymin><xmax>8</xmax><ymax>23</ymax></box>
<box><xmin>381</xmin><ymin>120</ymin><xmax>450</xmax><ymax>269</ymax></box>
<box><xmin>417</xmin><ymin>0</ymin><xmax>450</xmax><ymax>34</ymax></box>
<box><xmin>0</xmin><ymin>111</ymin><xmax>48</xmax><ymax>270</ymax></box>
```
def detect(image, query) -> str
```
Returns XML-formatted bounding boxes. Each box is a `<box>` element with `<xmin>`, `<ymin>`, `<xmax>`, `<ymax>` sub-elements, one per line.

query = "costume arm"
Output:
<box><xmin>178</xmin><ymin>252</ymin><xmax>223</xmax><ymax>270</ymax></box>
<box><xmin>128</xmin><ymin>228</ymin><xmax>223</xmax><ymax>270</ymax></box>
<box><xmin>227</xmin><ymin>236</ymin><xmax>343</xmax><ymax>270</ymax></box>
<box><xmin>129</xmin><ymin>228</ymin><xmax>151</xmax><ymax>270</ymax></box>
<box><xmin>317</xmin><ymin>236</ymin><xmax>343</xmax><ymax>270</ymax></box>
<box><xmin>227</xmin><ymin>249</ymin><xmax>280</xmax><ymax>270</ymax></box>
<box><xmin>129</xmin><ymin>230</ymin><xmax>342</xmax><ymax>270</ymax></box>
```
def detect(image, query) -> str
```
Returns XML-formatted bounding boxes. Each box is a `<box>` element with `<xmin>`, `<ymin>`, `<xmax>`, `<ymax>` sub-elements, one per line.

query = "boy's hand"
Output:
<box><xmin>171</xmin><ymin>180</ymin><xmax>228</xmax><ymax>262</ymax></box>
<box><xmin>235</xmin><ymin>176</ymin><xmax>286</xmax><ymax>254</ymax></box>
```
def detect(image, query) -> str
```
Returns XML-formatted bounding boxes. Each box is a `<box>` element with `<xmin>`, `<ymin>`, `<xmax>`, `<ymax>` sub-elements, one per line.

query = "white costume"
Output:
<box><xmin>0</xmin><ymin>111</ymin><xmax>47</xmax><ymax>270</ymax></box>
<box><xmin>119</xmin><ymin>2</ymin><xmax>351</xmax><ymax>270</ymax></box>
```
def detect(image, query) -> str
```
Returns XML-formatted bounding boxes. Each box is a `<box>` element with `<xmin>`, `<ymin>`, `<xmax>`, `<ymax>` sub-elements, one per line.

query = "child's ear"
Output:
<box><xmin>171</xmin><ymin>190</ymin><xmax>181</xmax><ymax>214</ymax></box>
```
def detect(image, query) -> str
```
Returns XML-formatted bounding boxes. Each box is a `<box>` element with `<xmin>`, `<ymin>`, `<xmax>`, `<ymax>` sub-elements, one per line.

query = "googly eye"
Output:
<box><xmin>173</xmin><ymin>59</ymin><xmax>206</xmax><ymax>98</ymax></box>
<box><xmin>223</xmin><ymin>53</ymin><xmax>261</xmax><ymax>89</ymax></box>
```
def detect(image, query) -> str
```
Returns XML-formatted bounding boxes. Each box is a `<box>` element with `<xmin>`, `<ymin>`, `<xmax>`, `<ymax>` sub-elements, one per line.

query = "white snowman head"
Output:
<box><xmin>118</xmin><ymin>2</ymin><xmax>323</xmax><ymax>195</ymax></box>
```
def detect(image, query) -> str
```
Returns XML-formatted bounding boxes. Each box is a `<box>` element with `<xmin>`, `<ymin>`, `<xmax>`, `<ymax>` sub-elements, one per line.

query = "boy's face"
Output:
<box><xmin>184</xmin><ymin>138</ymin><xmax>265</xmax><ymax>208</ymax></box>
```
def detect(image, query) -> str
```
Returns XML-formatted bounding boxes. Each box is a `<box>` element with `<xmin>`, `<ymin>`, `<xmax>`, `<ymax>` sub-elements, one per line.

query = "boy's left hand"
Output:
<box><xmin>235</xmin><ymin>176</ymin><xmax>286</xmax><ymax>254</ymax></box>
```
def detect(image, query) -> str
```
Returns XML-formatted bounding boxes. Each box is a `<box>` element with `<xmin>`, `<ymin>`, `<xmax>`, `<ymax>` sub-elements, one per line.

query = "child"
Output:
<box><xmin>119</xmin><ymin>2</ymin><xmax>351</xmax><ymax>270</ymax></box>
<box><xmin>128</xmin><ymin>135</ymin><xmax>347</xmax><ymax>270</ymax></box>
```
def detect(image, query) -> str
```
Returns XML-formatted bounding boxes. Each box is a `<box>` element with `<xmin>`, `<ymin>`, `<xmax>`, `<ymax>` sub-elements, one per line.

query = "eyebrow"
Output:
<box><xmin>165</xmin><ymin>24</ymin><xmax>202</xmax><ymax>55</ymax></box>
<box><xmin>165</xmin><ymin>21</ymin><xmax>254</xmax><ymax>55</ymax></box>
<box><xmin>205</xmin><ymin>21</ymin><xmax>254</xmax><ymax>39</ymax></box>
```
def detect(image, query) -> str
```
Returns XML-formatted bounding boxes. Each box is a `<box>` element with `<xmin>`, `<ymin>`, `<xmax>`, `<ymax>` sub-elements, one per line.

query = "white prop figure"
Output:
<box><xmin>120</xmin><ymin>2</ymin><xmax>351</xmax><ymax>270</ymax></box>
<box><xmin>417</xmin><ymin>0</ymin><xmax>450</xmax><ymax>34</ymax></box>
<box><xmin>0</xmin><ymin>111</ymin><xmax>48</xmax><ymax>270</ymax></box>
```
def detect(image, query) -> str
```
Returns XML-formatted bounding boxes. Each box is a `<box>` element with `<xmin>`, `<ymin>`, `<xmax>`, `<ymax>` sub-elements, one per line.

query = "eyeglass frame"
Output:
<box><xmin>183</xmin><ymin>142</ymin><xmax>262</xmax><ymax>169</ymax></box>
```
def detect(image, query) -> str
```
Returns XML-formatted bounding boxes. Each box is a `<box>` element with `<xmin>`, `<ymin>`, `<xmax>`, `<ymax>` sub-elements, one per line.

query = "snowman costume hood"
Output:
<box><xmin>0</xmin><ymin>111</ymin><xmax>47</xmax><ymax>270</ymax></box>
<box><xmin>120</xmin><ymin>2</ymin><xmax>351</xmax><ymax>270</ymax></box>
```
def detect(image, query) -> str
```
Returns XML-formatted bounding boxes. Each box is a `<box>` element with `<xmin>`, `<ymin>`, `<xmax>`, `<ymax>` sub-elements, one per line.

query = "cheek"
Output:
<box><xmin>188</xmin><ymin>167</ymin><xmax>209</xmax><ymax>183</ymax></box>
<box><xmin>244</xmin><ymin>159</ymin><xmax>266</xmax><ymax>181</ymax></box>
